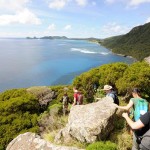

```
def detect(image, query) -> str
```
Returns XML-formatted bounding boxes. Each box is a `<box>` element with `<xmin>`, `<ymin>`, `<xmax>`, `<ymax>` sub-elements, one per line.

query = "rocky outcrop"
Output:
<box><xmin>55</xmin><ymin>97</ymin><xmax>117</xmax><ymax>144</ymax></box>
<box><xmin>27</xmin><ymin>86</ymin><xmax>56</xmax><ymax>107</ymax></box>
<box><xmin>6</xmin><ymin>132</ymin><xmax>83</xmax><ymax>150</ymax></box>
<box><xmin>144</xmin><ymin>56</ymin><xmax>150</xmax><ymax>65</ymax></box>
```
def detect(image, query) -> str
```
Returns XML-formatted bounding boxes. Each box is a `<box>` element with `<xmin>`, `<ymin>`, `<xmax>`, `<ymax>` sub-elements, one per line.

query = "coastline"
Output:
<box><xmin>88</xmin><ymin>39</ymin><xmax>137</xmax><ymax>62</ymax></box>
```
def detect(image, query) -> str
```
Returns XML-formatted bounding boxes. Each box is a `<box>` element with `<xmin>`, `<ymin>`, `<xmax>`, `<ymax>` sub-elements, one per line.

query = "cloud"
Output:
<box><xmin>105</xmin><ymin>0</ymin><xmax>150</xmax><ymax>7</ymax></box>
<box><xmin>75</xmin><ymin>0</ymin><xmax>88</xmax><ymax>6</ymax></box>
<box><xmin>48</xmin><ymin>0</ymin><xmax>69</xmax><ymax>10</ymax></box>
<box><xmin>48</xmin><ymin>23</ymin><xmax>56</xmax><ymax>30</ymax></box>
<box><xmin>0</xmin><ymin>0</ymin><xmax>31</xmax><ymax>12</ymax></box>
<box><xmin>0</xmin><ymin>9</ymin><xmax>41</xmax><ymax>25</ymax></box>
<box><xmin>0</xmin><ymin>0</ymin><xmax>41</xmax><ymax>25</ymax></box>
<box><xmin>64</xmin><ymin>24</ymin><xmax>72</xmax><ymax>30</ymax></box>
<box><xmin>146</xmin><ymin>17</ymin><xmax>150</xmax><ymax>23</ymax></box>
<box><xmin>101</xmin><ymin>22</ymin><xmax>130</xmax><ymax>37</ymax></box>
<box><xmin>128</xmin><ymin>0</ymin><xmax>150</xmax><ymax>6</ymax></box>
<box><xmin>48</xmin><ymin>0</ymin><xmax>89</xmax><ymax>10</ymax></box>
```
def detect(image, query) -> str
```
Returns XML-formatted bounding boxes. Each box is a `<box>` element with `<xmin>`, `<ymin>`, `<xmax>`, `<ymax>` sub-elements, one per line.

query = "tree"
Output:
<box><xmin>116</xmin><ymin>61</ymin><xmax>150</xmax><ymax>98</ymax></box>
<box><xmin>73</xmin><ymin>62</ymin><xmax>128</xmax><ymax>102</ymax></box>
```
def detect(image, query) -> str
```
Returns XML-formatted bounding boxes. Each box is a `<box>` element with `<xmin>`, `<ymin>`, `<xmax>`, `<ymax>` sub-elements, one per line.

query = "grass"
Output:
<box><xmin>41</xmin><ymin>95</ymin><xmax>133</xmax><ymax>150</ymax></box>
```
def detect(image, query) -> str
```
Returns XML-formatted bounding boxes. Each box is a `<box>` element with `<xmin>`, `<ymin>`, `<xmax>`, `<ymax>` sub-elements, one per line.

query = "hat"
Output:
<box><xmin>102</xmin><ymin>85</ymin><xmax>112</xmax><ymax>91</ymax></box>
<box><xmin>74</xmin><ymin>89</ymin><xmax>78</xmax><ymax>93</ymax></box>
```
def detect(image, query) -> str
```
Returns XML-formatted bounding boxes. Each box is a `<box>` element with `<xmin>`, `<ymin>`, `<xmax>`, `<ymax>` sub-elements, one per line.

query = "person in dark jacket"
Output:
<box><xmin>122</xmin><ymin>111</ymin><xmax>150</xmax><ymax>150</ymax></box>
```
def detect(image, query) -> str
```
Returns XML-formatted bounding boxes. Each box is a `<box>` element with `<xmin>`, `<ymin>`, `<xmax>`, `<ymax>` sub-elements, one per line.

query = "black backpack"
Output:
<box><xmin>113</xmin><ymin>93</ymin><xmax>119</xmax><ymax>105</ymax></box>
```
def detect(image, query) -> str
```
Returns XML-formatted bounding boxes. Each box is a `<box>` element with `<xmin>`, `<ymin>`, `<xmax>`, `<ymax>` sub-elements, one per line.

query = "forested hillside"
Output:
<box><xmin>100</xmin><ymin>22</ymin><xmax>150</xmax><ymax>60</ymax></box>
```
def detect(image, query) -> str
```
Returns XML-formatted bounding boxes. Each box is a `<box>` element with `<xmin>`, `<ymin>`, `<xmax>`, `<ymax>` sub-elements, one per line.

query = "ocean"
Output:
<box><xmin>0</xmin><ymin>38</ymin><xmax>134</xmax><ymax>92</ymax></box>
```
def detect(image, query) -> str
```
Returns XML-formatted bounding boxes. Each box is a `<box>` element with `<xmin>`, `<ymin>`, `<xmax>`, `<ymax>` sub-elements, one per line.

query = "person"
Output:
<box><xmin>122</xmin><ymin>111</ymin><xmax>150</xmax><ymax>150</ymax></box>
<box><xmin>116</xmin><ymin>88</ymin><xmax>148</xmax><ymax>121</ymax></box>
<box><xmin>102</xmin><ymin>85</ymin><xmax>119</xmax><ymax>105</ymax></box>
<box><xmin>72</xmin><ymin>87</ymin><xmax>83</xmax><ymax>106</ymax></box>
<box><xmin>117</xmin><ymin>88</ymin><xmax>149</xmax><ymax>150</ymax></box>
<box><xmin>61</xmin><ymin>92</ymin><xmax>70</xmax><ymax>115</ymax></box>
<box><xmin>93</xmin><ymin>83</ymin><xmax>97</xmax><ymax>93</ymax></box>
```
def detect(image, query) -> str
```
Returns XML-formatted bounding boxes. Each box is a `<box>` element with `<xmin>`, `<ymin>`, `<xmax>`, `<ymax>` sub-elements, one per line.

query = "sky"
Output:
<box><xmin>0</xmin><ymin>0</ymin><xmax>150</xmax><ymax>39</ymax></box>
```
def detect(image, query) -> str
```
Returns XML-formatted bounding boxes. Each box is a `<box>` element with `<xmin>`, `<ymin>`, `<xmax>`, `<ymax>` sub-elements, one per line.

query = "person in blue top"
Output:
<box><xmin>103</xmin><ymin>85</ymin><xmax>115</xmax><ymax>97</ymax></box>
<box><xmin>102</xmin><ymin>85</ymin><xmax>119</xmax><ymax>105</ymax></box>
<box><xmin>117</xmin><ymin>88</ymin><xmax>148</xmax><ymax>150</ymax></box>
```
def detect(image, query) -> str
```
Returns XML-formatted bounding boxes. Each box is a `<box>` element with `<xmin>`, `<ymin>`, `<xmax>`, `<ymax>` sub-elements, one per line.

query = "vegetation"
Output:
<box><xmin>0</xmin><ymin>89</ymin><xmax>40</xmax><ymax>150</ymax></box>
<box><xmin>86</xmin><ymin>141</ymin><xmax>117</xmax><ymax>150</ymax></box>
<box><xmin>116</xmin><ymin>61</ymin><xmax>150</xmax><ymax>97</ymax></box>
<box><xmin>100</xmin><ymin>22</ymin><xmax>150</xmax><ymax>60</ymax></box>
<box><xmin>108</xmin><ymin>99</ymin><xmax>132</xmax><ymax>149</ymax></box>
<box><xmin>0</xmin><ymin>61</ymin><xmax>149</xmax><ymax>149</ymax></box>
<box><xmin>73</xmin><ymin>61</ymin><xmax>150</xmax><ymax>101</ymax></box>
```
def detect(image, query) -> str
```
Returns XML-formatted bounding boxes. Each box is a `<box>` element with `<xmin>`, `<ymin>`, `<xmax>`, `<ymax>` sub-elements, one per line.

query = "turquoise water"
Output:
<box><xmin>0</xmin><ymin>39</ymin><xmax>134</xmax><ymax>92</ymax></box>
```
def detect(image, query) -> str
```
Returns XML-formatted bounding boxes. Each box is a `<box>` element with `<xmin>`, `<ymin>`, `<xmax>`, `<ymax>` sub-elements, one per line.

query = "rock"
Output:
<box><xmin>144</xmin><ymin>56</ymin><xmax>150</xmax><ymax>65</ymax></box>
<box><xmin>27</xmin><ymin>86</ymin><xmax>56</xmax><ymax>108</ymax></box>
<box><xmin>55</xmin><ymin>97</ymin><xmax>117</xmax><ymax>144</ymax></box>
<box><xmin>6</xmin><ymin>132</ymin><xmax>83</xmax><ymax>150</ymax></box>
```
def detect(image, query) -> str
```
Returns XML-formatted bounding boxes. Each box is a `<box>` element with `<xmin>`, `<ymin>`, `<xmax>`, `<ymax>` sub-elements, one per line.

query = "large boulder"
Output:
<box><xmin>55</xmin><ymin>97</ymin><xmax>117</xmax><ymax>144</ymax></box>
<box><xmin>6</xmin><ymin>132</ymin><xmax>83</xmax><ymax>150</ymax></box>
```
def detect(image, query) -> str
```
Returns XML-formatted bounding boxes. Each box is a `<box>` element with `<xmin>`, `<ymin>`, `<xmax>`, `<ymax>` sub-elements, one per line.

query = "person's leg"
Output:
<box><xmin>139</xmin><ymin>144</ymin><xmax>147</xmax><ymax>150</ymax></box>
<box><xmin>132</xmin><ymin>132</ymin><xmax>139</xmax><ymax>150</ymax></box>
<box><xmin>63</xmin><ymin>105</ymin><xmax>66</xmax><ymax>116</ymax></box>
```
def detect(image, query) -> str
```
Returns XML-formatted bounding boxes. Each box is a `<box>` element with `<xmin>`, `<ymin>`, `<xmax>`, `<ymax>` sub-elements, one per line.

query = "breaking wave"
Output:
<box><xmin>71</xmin><ymin>48</ymin><xmax>109</xmax><ymax>55</ymax></box>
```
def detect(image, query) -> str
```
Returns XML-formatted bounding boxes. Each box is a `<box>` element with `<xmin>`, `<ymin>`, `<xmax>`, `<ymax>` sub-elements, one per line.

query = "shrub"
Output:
<box><xmin>86</xmin><ymin>141</ymin><xmax>117</xmax><ymax>150</ymax></box>
<box><xmin>48</xmin><ymin>103</ymin><xmax>62</xmax><ymax>116</ymax></box>
<box><xmin>38</xmin><ymin>112</ymin><xmax>68</xmax><ymax>132</ymax></box>
<box><xmin>73</xmin><ymin>62</ymin><xmax>128</xmax><ymax>103</ymax></box>
<box><xmin>49</xmin><ymin>85</ymin><xmax>73</xmax><ymax>106</ymax></box>
<box><xmin>116</xmin><ymin>61</ymin><xmax>150</xmax><ymax>97</ymax></box>
<box><xmin>0</xmin><ymin>89</ymin><xmax>40</xmax><ymax>149</ymax></box>
<box><xmin>98</xmin><ymin>62</ymin><xmax>128</xmax><ymax>88</ymax></box>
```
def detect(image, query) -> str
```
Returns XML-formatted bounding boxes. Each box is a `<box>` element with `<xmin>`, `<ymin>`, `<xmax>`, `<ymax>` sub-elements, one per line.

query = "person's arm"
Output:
<box><xmin>72</xmin><ymin>97</ymin><xmax>76</xmax><ymax>106</ymax></box>
<box><xmin>96</xmin><ymin>98</ymin><xmax>101</xmax><ymax>100</ymax></box>
<box><xmin>72</xmin><ymin>94</ymin><xmax>77</xmax><ymax>106</ymax></box>
<box><xmin>122</xmin><ymin>113</ymin><xmax>145</xmax><ymax>130</ymax></box>
<box><xmin>117</xmin><ymin>100</ymin><xmax>133</xmax><ymax>111</ymax></box>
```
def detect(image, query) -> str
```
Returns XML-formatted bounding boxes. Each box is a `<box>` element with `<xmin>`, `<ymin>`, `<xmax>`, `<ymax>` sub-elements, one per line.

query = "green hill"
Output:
<box><xmin>100</xmin><ymin>22</ymin><xmax>150</xmax><ymax>60</ymax></box>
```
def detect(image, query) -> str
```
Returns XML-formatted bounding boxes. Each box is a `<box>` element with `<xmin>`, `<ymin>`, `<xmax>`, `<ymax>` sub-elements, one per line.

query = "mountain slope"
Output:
<box><xmin>101</xmin><ymin>22</ymin><xmax>150</xmax><ymax>60</ymax></box>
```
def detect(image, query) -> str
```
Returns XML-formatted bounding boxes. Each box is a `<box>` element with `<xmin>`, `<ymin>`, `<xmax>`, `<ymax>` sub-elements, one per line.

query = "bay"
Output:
<box><xmin>0</xmin><ymin>38</ymin><xmax>134</xmax><ymax>92</ymax></box>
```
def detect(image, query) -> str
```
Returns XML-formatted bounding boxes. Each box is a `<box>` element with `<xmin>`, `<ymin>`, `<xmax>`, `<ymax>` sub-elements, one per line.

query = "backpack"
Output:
<box><xmin>113</xmin><ymin>93</ymin><xmax>119</xmax><ymax>105</ymax></box>
<box><xmin>139</xmin><ymin>129</ymin><xmax>150</xmax><ymax>150</ymax></box>
<box><xmin>62</xmin><ymin>96</ymin><xmax>69</xmax><ymax>106</ymax></box>
<box><xmin>134</xmin><ymin>99</ymin><xmax>148</xmax><ymax>121</ymax></box>
<box><xmin>76</xmin><ymin>93</ymin><xmax>83</xmax><ymax>105</ymax></box>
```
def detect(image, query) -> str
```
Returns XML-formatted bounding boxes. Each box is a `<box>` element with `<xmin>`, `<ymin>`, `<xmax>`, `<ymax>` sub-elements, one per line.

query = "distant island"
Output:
<box><xmin>26</xmin><ymin>36</ymin><xmax>68</xmax><ymax>40</ymax></box>
<box><xmin>26</xmin><ymin>36</ymin><xmax>100</xmax><ymax>41</ymax></box>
